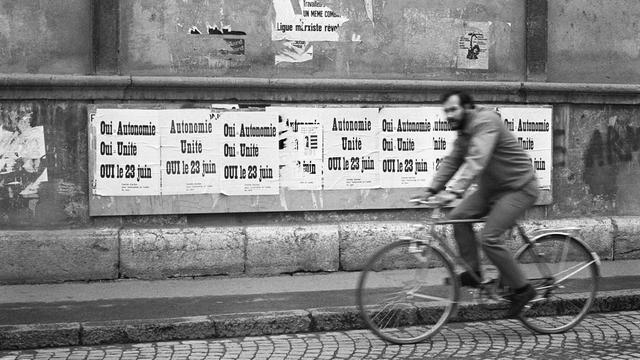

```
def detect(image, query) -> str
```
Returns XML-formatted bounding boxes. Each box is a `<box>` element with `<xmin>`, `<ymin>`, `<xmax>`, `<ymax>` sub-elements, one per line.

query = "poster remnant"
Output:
<box><xmin>275</xmin><ymin>40</ymin><xmax>314</xmax><ymax>65</ymax></box>
<box><xmin>272</xmin><ymin>0</ymin><xmax>349</xmax><ymax>42</ymax></box>
<box><xmin>269</xmin><ymin>106</ymin><xmax>324</xmax><ymax>190</ymax></box>
<box><xmin>0</xmin><ymin>105</ymin><xmax>47</xmax><ymax>222</ymax></box>
<box><xmin>457</xmin><ymin>22</ymin><xmax>490</xmax><ymax>70</ymax></box>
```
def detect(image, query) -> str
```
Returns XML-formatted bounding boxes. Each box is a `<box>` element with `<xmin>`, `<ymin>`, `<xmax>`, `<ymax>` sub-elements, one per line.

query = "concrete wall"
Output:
<box><xmin>0</xmin><ymin>1</ymin><xmax>639</xmax><ymax>283</ymax></box>
<box><xmin>0</xmin><ymin>1</ymin><xmax>92</xmax><ymax>74</ymax></box>
<box><xmin>120</xmin><ymin>0</ymin><xmax>525</xmax><ymax>80</ymax></box>
<box><xmin>548</xmin><ymin>0</ymin><xmax>640</xmax><ymax>84</ymax></box>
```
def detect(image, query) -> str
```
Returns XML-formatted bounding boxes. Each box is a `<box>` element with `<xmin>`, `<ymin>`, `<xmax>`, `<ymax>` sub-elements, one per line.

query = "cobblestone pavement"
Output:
<box><xmin>2</xmin><ymin>311</ymin><xmax>639</xmax><ymax>360</ymax></box>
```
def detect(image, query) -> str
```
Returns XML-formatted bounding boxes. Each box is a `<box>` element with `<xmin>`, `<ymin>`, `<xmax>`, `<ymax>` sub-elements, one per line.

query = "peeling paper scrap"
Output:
<box><xmin>364</xmin><ymin>0</ymin><xmax>374</xmax><ymax>24</ymax></box>
<box><xmin>275</xmin><ymin>40</ymin><xmax>314</xmax><ymax>64</ymax></box>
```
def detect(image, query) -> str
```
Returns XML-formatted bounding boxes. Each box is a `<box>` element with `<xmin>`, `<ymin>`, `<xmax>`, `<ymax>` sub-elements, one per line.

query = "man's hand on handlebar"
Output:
<box><xmin>410</xmin><ymin>190</ymin><xmax>458</xmax><ymax>206</ymax></box>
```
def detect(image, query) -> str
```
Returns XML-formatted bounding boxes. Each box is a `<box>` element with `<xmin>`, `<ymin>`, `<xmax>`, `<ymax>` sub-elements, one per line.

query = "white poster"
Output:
<box><xmin>158</xmin><ymin>109</ymin><xmax>220</xmax><ymax>195</ymax></box>
<box><xmin>93</xmin><ymin>109</ymin><xmax>161</xmax><ymax>196</ymax></box>
<box><xmin>497</xmin><ymin>106</ymin><xmax>553</xmax><ymax>189</ymax></box>
<box><xmin>272</xmin><ymin>0</ymin><xmax>349</xmax><ymax>42</ymax></box>
<box><xmin>378</xmin><ymin>107</ymin><xmax>442</xmax><ymax>188</ymax></box>
<box><xmin>218</xmin><ymin>111</ymin><xmax>280</xmax><ymax>195</ymax></box>
<box><xmin>323</xmin><ymin>108</ymin><xmax>380</xmax><ymax>189</ymax></box>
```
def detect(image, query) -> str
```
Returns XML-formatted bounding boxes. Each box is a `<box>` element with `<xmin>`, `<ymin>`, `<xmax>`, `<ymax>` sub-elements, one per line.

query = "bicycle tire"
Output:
<box><xmin>514</xmin><ymin>234</ymin><xmax>599</xmax><ymax>333</ymax></box>
<box><xmin>356</xmin><ymin>239</ymin><xmax>459</xmax><ymax>344</ymax></box>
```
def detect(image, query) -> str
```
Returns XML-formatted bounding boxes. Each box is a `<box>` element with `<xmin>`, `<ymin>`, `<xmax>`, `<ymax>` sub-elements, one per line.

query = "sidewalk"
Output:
<box><xmin>2</xmin><ymin>260</ymin><xmax>640</xmax><ymax>350</ymax></box>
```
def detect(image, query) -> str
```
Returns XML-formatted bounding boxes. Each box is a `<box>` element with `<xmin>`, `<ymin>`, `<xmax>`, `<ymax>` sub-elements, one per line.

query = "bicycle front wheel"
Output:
<box><xmin>515</xmin><ymin>234</ymin><xmax>599</xmax><ymax>333</ymax></box>
<box><xmin>356</xmin><ymin>239</ymin><xmax>459</xmax><ymax>344</ymax></box>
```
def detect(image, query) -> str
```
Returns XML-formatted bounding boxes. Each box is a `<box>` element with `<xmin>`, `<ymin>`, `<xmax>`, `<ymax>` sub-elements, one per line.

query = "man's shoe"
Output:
<box><xmin>507</xmin><ymin>284</ymin><xmax>537</xmax><ymax>317</ymax></box>
<box><xmin>445</xmin><ymin>271</ymin><xmax>482</xmax><ymax>288</ymax></box>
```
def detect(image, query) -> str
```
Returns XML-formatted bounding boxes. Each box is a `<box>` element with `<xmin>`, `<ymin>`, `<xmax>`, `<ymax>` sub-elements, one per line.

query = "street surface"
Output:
<box><xmin>1</xmin><ymin>311</ymin><xmax>638</xmax><ymax>359</ymax></box>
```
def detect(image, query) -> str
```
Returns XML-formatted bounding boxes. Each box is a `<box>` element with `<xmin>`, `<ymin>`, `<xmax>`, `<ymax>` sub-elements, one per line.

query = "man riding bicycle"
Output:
<box><xmin>419</xmin><ymin>91</ymin><xmax>539</xmax><ymax>317</ymax></box>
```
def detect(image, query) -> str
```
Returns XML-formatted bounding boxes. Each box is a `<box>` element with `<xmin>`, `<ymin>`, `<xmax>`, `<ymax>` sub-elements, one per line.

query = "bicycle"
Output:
<box><xmin>356</xmin><ymin>200</ymin><xmax>601</xmax><ymax>344</ymax></box>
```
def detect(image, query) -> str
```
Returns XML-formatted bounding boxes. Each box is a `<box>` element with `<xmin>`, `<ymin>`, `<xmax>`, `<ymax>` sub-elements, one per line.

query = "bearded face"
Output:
<box><xmin>442</xmin><ymin>94</ymin><xmax>468</xmax><ymax>130</ymax></box>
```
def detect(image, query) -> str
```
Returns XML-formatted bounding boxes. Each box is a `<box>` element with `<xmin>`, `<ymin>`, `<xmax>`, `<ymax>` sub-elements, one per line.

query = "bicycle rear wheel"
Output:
<box><xmin>356</xmin><ymin>239</ymin><xmax>459</xmax><ymax>344</ymax></box>
<box><xmin>514</xmin><ymin>234</ymin><xmax>599</xmax><ymax>333</ymax></box>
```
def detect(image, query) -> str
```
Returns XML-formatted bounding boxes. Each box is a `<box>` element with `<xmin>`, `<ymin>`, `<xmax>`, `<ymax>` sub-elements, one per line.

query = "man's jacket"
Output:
<box><xmin>429</xmin><ymin>107</ymin><xmax>536</xmax><ymax>194</ymax></box>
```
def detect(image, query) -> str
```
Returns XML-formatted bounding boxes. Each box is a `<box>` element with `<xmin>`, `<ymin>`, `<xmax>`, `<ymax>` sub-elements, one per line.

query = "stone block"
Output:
<box><xmin>0</xmin><ymin>229</ymin><xmax>118</xmax><ymax>284</ymax></box>
<box><xmin>82</xmin><ymin>316</ymin><xmax>215</xmax><ymax>345</ymax></box>
<box><xmin>0</xmin><ymin>323</ymin><xmax>80</xmax><ymax>350</ymax></box>
<box><xmin>245</xmin><ymin>224</ymin><xmax>339</xmax><ymax>275</ymax></box>
<box><xmin>309</xmin><ymin>306</ymin><xmax>368</xmax><ymax>332</ymax></box>
<box><xmin>120</xmin><ymin>227</ymin><xmax>245</xmax><ymax>279</ymax></box>
<box><xmin>212</xmin><ymin>310</ymin><xmax>311</xmax><ymax>338</ymax></box>
<box><xmin>612</xmin><ymin>217</ymin><xmax>640</xmax><ymax>260</ymax></box>
<box><xmin>339</xmin><ymin>222</ymin><xmax>420</xmax><ymax>271</ymax></box>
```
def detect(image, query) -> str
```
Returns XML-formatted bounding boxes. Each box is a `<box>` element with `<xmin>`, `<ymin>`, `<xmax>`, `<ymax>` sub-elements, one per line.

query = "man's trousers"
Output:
<box><xmin>447</xmin><ymin>179</ymin><xmax>539</xmax><ymax>289</ymax></box>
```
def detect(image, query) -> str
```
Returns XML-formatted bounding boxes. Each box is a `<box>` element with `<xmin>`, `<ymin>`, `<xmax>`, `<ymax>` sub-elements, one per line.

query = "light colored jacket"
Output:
<box><xmin>429</xmin><ymin>106</ymin><xmax>536</xmax><ymax>194</ymax></box>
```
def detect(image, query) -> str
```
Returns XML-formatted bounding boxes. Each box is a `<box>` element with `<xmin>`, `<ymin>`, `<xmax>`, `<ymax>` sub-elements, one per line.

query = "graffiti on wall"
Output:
<box><xmin>584</xmin><ymin>115</ymin><xmax>640</xmax><ymax>201</ymax></box>
<box><xmin>0</xmin><ymin>105</ymin><xmax>47</xmax><ymax>224</ymax></box>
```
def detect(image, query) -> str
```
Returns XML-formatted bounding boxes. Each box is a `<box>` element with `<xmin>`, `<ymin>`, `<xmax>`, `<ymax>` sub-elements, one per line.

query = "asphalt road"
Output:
<box><xmin>1</xmin><ymin>310</ymin><xmax>638</xmax><ymax>359</ymax></box>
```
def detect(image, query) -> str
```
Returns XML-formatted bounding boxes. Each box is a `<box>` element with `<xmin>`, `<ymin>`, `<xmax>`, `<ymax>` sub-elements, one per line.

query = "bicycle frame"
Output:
<box><xmin>411</xmin><ymin>208</ymin><xmax>601</xmax><ymax>295</ymax></box>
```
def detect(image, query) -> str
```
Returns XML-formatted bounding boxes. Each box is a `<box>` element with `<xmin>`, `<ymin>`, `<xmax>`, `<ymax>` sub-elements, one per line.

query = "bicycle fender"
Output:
<box><xmin>518</xmin><ymin>232</ymin><xmax>602</xmax><ymax>274</ymax></box>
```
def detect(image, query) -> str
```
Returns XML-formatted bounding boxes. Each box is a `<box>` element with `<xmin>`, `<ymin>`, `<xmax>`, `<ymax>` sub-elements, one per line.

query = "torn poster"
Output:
<box><xmin>364</xmin><ymin>0</ymin><xmax>374</xmax><ymax>24</ymax></box>
<box><xmin>268</xmin><ymin>106</ymin><xmax>324</xmax><ymax>190</ymax></box>
<box><xmin>275</xmin><ymin>40</ymin><xmax>314</xmax><ymax>64</ymax></box>
<box><xmin>457</xmin><ymin>21</ymin><xmax>490</xmax><ymax>70</ymax></box>
<box><xmin>287</xmin><ymin>124</ymin><xmax>323</xmax><ymax>190</ymax></box>
<box><xmin>0</xmin><ymin>106</ymin><xmax>47</xmax><ymax>208</ymax></box>
<box><xmin>272</xmin><ymin>0</ymin><xmax>349</xmax><ymax>42</ymax></box>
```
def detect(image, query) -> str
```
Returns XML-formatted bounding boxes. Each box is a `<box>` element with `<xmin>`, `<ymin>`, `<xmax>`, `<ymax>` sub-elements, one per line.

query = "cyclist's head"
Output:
<box><xmin>440</xmin><ymin>91</ymin><xmax>475</xmax><ymax>130</ymax></box>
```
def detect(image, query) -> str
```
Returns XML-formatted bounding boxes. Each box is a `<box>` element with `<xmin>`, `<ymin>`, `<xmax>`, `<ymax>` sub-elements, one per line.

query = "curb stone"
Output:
<box><xmin>2</xmin><ymin>289</ymin><xmax>640</xmax><ymax>350</ymax></box>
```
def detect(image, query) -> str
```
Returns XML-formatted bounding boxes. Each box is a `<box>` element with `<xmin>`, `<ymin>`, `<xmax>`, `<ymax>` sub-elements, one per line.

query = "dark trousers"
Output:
<box><xmin>448</xmin><ymin>180</ymin><xmax>539</xmax><ymax>289</ymax></box>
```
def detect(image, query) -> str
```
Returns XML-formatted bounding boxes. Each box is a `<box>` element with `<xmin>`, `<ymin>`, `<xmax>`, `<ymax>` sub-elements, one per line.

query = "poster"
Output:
<box><xmin>497</xmin><ymin>106</ymin><xmax>553</xmax><ymax>189</ymax></box>
<box><xmin>158</xmin><ymin>109</ymin><xmax>220</xmax><ymax>195</ymax></box>
<box><xmin>0</xmin><ymin>104</ymin><xmax>48</xmax><ymax>224</ymax></box>
<box><xmin>93</xmin><ymin>109</ymin><xmax>161</xmax><ymax>196</ymax></box>
<box><xmin>378</xmin><ymin>107</ymin><xmax>441</xmax><ymax>188</ymax></box>
<box><xmin>457</xmin><ymin>21</ymin><xmax>490</xmax><ymax>70</ymax></box>
<box><xmin>217</xmin><ymin>111</ymin><xmax>280</xmax><ymax>195</ymax></box>
<box><xmin>323</xmin><ymin>108</ymin><xmax>380</xmax><ymax>189</ymax></box>
<box><xmin>272</xmin><ymin>0</ymin><xmax>349</xmax><ymax>42</ymax></box>
<box><xmin>90</xmin><ymin>106</ymin><xmax>553</xmax><ymax>202</ymax></box>
<box><xmin>268</xmin><ymin>106</ymin><xmax>323</xmax><ymax>190</ymax></box>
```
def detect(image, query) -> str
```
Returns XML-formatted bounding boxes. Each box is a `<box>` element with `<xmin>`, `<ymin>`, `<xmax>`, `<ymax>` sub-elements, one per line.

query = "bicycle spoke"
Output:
<box><xmin>553</xmin><ymin>260</ymin><xmax>596</xmax><ymax>284</ymax></box>
<box><xmin>357</xmin><ymin>240</ymin><xmax>457</xmax><ymax>343</ymax></box>
<box><xmin>409</xmin><ymin>292</ymin><xmax>451</xmax><ymax>302</ymax></box>
<box><xmin>516</xmin><ymin>235</ymin><xmax>597</xmax><ymax>334</ymax></box>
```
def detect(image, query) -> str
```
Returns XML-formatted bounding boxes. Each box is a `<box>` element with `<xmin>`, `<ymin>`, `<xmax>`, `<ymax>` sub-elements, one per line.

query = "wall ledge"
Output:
<box><xmin>0</xmin><ymin>74</ymin><xmax>638</xmax><ymax>104</ymax></box>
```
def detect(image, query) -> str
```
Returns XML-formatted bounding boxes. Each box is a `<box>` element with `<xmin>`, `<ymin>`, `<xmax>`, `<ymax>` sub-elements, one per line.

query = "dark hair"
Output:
<box><xmin>440</xmin><ymin>91</ymin><xmax>475</xmax><ymax>109</ymax></box>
